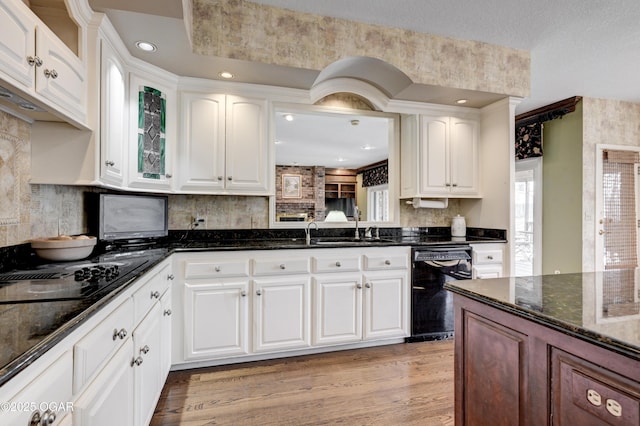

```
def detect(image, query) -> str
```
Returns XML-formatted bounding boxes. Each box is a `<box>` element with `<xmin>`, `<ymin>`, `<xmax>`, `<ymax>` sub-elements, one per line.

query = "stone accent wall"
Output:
<box><xmin>190</xmin><ymin>0</ymin><xmax>530</xmax><ymax>97</ymax></box>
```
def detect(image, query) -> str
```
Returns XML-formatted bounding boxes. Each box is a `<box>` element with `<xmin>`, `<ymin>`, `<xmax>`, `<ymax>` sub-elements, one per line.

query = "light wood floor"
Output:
<box><xmin>151</xmin><ymin>340</ymin><xmax>454</xmax><ymax>426</ymax></box>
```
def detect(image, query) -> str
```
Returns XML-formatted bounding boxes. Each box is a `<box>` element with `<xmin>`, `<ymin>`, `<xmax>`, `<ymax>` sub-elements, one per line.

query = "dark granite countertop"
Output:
<box><xmin>445</xmin><ymin>270</ymin><xmax>640</xmax><ymax>361</ymax></box>
<box><xmin>0</xmin><ymin>226</ymin><xmax>506</xmax><ymax>387</ymax></box>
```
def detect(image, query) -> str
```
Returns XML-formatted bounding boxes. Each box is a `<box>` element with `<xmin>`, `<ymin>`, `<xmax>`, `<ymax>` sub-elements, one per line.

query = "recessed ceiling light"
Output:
<box><xmin>284</xmin><ymin>114</ymin><xmax>294</xmax><ymax>121</ymax></box>
<box><xmin>350</xmin><ymin>119</ymin><xmax>360</xmax><ymax>126</ymax></box>
<box><xmin>275</xmin><ymin>140</ymin><xmax>283</xmax><ymax>145</ymax></box>
<box><xmin>456</xmin><ymin>99</ymin><xmax>468</xmax><ymax>104</ymax></box>
<box><xmin>218</xmin><ymin>71</ymin><xmax>234</xmax><ymax>79</ymax></box>
<box><xmin>336</xmin><ymin>157</ymin><xmax>347</xmax><ymax>162</ymax></box>
<box><xmin>135</xmin><ymin>41</ymin><xmax>157</xmax><ymax>52</ymax></box>
<box><xmin>361</xmin><ymin>145</ymin><xmax>375</xmax><ymax>150</ymax></box>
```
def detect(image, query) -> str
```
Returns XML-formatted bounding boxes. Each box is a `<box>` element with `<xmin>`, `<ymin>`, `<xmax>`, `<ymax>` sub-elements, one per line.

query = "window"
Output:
<box><xmin>367</xmin><ymin>184</ymin><xmax>389</xmax><ymax>222</ymax></box>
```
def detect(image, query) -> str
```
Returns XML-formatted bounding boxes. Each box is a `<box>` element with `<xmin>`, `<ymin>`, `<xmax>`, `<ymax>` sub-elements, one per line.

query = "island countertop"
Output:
<box><xmin>444</xmin><ymin>270</ymin><xmax>640</xmax><ymax>361</ymax></box>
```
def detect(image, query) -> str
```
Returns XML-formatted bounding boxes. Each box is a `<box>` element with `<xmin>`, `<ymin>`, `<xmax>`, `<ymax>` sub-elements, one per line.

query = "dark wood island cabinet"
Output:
<box><xmin>445</xmin><ymin>272</ymin><xmax>640</xmax><ymax>426</ymax></box>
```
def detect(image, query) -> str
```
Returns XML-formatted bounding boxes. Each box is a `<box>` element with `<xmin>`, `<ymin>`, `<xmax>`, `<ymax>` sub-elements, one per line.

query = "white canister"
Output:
<box><xmin>451</xmin><ymin>215</ymin><xmax>466</xmax><ymax>237</ymax></box>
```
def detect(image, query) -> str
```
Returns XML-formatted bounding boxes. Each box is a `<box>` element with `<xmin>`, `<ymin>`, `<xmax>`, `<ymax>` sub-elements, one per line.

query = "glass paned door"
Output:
<box><xmin>515</xmin><ymin>158</ymin><xmax>542</xmax><ymax>276</ymax></box>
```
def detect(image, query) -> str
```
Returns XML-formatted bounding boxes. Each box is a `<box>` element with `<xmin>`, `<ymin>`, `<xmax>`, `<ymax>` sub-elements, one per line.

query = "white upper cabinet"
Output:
<box><xmin>127</xmin><ymin>70</ymin><xmax>177</xmax><ymax>192</ymax></box>
<box><xmin>0</xmin><ymin>0</ymin><xmax>87</xmax><ymax>126</ymax></box>
<box><xmin>401</xmin><ymin>113</ymin><xmax>480</xmax><ymax>198</ymax></box>
<box><xmin>178</xmin><ymin>92</ymin><xmax>269</xmax><ymax>194</ymax></box>
<box><xmin>99</xmin><ymin>37</ymin><xmax>127</xmax><ymax>187</ymax></box>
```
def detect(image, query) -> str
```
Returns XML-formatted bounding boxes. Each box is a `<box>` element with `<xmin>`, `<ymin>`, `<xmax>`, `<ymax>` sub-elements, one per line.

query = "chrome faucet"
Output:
<box><xmin>354</xmin><ymin>206</ymin><xmax>360</xmax><ymax>240</ymax></box>
<box><xmin>305</xmin><ymin>221</ymin><xmax>318</xmax><ymax>245</ymax></box>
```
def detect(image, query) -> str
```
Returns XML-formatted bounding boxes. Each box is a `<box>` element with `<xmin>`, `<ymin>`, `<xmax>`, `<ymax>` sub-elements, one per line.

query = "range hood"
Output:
<box><xmin>0</xmin><ymin>84</ymin><xmax>75</xmax><ymax>126</ymax></box>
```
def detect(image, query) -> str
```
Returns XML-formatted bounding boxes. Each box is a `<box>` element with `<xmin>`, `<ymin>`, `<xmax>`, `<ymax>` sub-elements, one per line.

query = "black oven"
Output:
<box><xmin>407</xmin><ymin>246</ymin><xmax>472</xmax><ymax>342</ymax></box>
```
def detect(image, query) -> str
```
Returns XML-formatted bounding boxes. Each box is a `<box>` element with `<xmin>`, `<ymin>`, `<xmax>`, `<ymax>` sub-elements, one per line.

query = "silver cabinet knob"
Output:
<box><xmin>217</xmin><ymin>176</ymin><xmax>223</xmax><ymax>181</ymax></box>
<box><xmin>227</xmin><ymin>176</ymin><xmax>233</xmax><ymax>181</ymax></box>
<box><xmin>356</xmin><ymin>283</ymin><xmax>363</xmax><ymax>289</ymax></box>
<box><xmin>167</xmin><ymin>274</ymin><xmax>174</xmax><ymax>280</ymax></box>
<box><xmin>256</xmin><ymin>289</ymin><xmax>262</xmax><ymax>296</ymax></box>
<box><xmin>165</xmin><ymin>173</ymin><xmax>172</xmax><ymax>178</ymax></box>
<box><xmin>279</xmin><ymin>264</ymin><xmax>286</xmax><ymax>270</ymax></box>
<box><xmin>365</xmin><ymin>282</ymin><xmax>371</xmax><ymax>288</ymax></box>
<box><xmin>452</xmin><ymin>183</ymin><xmax>458</xmax><ymax>187</ymax></box>
<box><xmin>29</xmin><ymin>409</ymin><xmax>56</xmax><ymax>425</ymax></box>
<box><xmin>335</xmin><ymin>261</ymin><xmax>341</xmax><ymax>267</ymax></box>
<box><xmin>487</xmin><ymin>255</ymin><xmax>494</xmax><ymax>260</ymax></box>
<box><xmin>131</xmin><ymin>356</ymin><xmax>144</xmax><ymax>367</ymax></box>
<box><xmin>43</xmin><ymin>68</ymin><xmax>58</xmax><ymax>79</ymax></box>
<box><xmin>140</xmin><ymin>345</ymin><xmax>150</xmax><ymax>355</ymax></box>
<box><xmin>241</xmin><ymin>290</ymin><xmax>247</xmax><ymax>297</ymax></box>
<box><xmin>445</xmin><ymin>183</ymin><xmax>451</xmax><ymax>187</ymax></box>
<box><xmin>112</xmin><ymin>328</ymin><xmax>127</xmax><ymax>340</ymax></box>
<box><xmin>384</xmin><ymin>260</ymin><xmax>391</xmax><ymax>265</ymax></box>
<box><xmin>105</xmin><ymin>160</ymin><xmax>115</xmax><ymax>166</ymax></box>
<box><xmin>151</xmin><ymin>290</ymin><xmax>160</xmax><ymax>299</ymax></box>
<box><xmin>164</xmin><ymin>309</ymin><xmax>172</xmax><ymax>316</ymax></box>
<box><xmin>27</xmin><ymin>55</ymin><xmax>42</xmax><ymax>67</ymax></box>
<box><xmin>214</xmin><ymin>266</ymin><xmax>221</xmax><ymax>272</ymax></box>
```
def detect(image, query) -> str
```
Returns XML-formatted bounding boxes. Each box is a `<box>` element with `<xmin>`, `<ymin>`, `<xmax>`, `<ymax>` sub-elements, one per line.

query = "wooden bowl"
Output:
<box><xmin>31</xmin><ymin>236</ymin><xmax>97</xmax><ymax>261</ymax></box>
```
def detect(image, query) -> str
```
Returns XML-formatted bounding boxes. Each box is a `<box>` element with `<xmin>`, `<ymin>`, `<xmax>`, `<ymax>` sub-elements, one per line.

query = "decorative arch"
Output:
<box><xmin>310</xmin><ymin>57</ymin><xmax>414</xmax><ymax>110</ymax></box>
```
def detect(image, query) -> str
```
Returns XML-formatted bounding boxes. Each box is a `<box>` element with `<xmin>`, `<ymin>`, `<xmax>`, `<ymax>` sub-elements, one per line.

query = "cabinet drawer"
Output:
<box><xmin>363</xmin><ymin>254</ymin><xmax>408</xmax><ymax>270</ymax></box>
<box><xmin>253</xmin><ymin>257</ymin><xmax>309</xmax><ymax>275</ymax></box>
<box><xmin>73</xmin><ymin>298</ymin><xmax>133</xmax><ymax>393</ymax></box>
<box><xmin>133</xmin><ymin>268</ymin><xmax>170</xmax><ymax>325</ymax></box>
<box><xmin>472</xmin><ymin>249</ymin><xmax>503</xmax><ymax>264</ymax></box>
<box><xmin>6</xmin><ymin>350</ymin><xmax>73</xmax><ymax>425</ymax></box>
<box><xmin>312</xmin><ymin>255</ymin><xmax>361</xmax><ymax>273</ymax></box>
<box><xmin>184</xmin><ymin>259</ymin><xmax>250</xmax><ymax>279</ymax></box>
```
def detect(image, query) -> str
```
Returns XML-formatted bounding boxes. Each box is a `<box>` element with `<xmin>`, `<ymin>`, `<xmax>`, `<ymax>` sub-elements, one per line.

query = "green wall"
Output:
<box><xmin>542</xmin><ymin>101</ymin><xmax>583</xmax><ymax>274</ymax></box>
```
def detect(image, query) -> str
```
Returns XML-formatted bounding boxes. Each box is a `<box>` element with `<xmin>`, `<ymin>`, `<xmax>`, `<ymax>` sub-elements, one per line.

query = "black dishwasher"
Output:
<box><xmin>407</xmin><ymin>246</ymin><xmax>472</xmax><ymax>342</ymax></box>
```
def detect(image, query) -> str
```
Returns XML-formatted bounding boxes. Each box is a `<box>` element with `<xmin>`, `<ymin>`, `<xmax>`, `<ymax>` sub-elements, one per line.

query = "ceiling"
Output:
<box><xmin>88</xmin><ymin>0</ymin><xmax>640</xmax><ymax>115</ymax></box>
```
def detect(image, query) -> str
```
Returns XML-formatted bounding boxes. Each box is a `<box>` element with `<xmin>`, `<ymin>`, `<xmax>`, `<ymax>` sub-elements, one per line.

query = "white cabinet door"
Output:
<box><xmin>225</xmin><ymin>95</ymin><xmax>269</xmax><ymax>193</ymax></box>
<box><xmin>160</xmin><ymin>286</ymin><xmax>173</xmax><ymax>379</ymax></box>
<box><xmin>312</xmin><ymin>274</ymin><xmax>362</xmax><ymax>346</ymax></box>
<box><xmin>73</xmin><ymin>339</ymin><xmax>135</xmax><ymax>426</ymax></box>
<box><xmin>178</xmin><ymin>92</ymin><xmax>226</xmax><ymax>192</ymax></box>
<box><xmin>128</xmin><ymin>72</ymin><xmax>176</xmax><ymax>191</ymax></box>
<box><xmin>450</xmin><ymin>117</ymin><xmax>479</xmax><ymax>195</ymax></box>
<box><xmin>362</xmin><ymin>270</ymin><xmax>409</xmax><ymax>340</ymax></box>
<box><xmin>183</xmin><ymin>280</ymin><xmax>250</xmax><ymax>360</ymax></box>
<box><xmin>253</xmin><ymin>276</ymin><xmax>311</xmax><ymax>352</ymax></box>
<box><xmin>0</xmin><ymin>1</ymin><xmax>36</xmax><ymax>89</ymax></box>
<box><xmin>99</xmin><ymin>37</ymin><xmax>127</xmax><ymax>186</ymax></box>
<box><xmin>420</xmin><ymin>115</ymin><xmax>450</xmax><ymax>195</ymax></box>
<box><xmin>472</xmin><ymin>265</ymin><xmax>503</xmax><ymax>279</ymax></box>
<box><xmin>132</xmin><ymin>302</ymin><xmax>163</xmax><ymax>426</ymax></box>
<box><xmin>35</xmin><ymin>25</ymin><xmax>86</xmax><ymax>122</ymax></box>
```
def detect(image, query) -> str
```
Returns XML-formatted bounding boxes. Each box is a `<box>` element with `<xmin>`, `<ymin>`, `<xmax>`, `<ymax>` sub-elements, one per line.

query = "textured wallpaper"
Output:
<box><xmin>190</xmin><ymin>0</ymin><xmax>530</xmax><ymax>97</ymax></box>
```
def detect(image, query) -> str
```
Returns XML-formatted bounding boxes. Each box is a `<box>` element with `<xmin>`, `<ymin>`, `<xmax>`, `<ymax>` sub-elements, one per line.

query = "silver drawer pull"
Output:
<box><xmin>140</xmin><ymin>345</ymin><xmax>150</xmax><ymax>355</ymax></box>
<box><xmin>43</xmin><ymin>68</ymin><xmax>58</xmax><ymax>79</ymax></box>
<box><xmin>365</xmin><ymin>282</ymin><xmax>371</xmax><ymax>288</ymax></box>
<box><xmin>131</xmin><ymin>356</ymin><xmax>143</xmax><ymax>367</ymax></box>
<box><xmin>279</xmin><ymin>264</ymin><xmax>286</xmax><ymax>270</ymax></box>
<box><xmin>215</xmin><ymin>266</ymin><xmax>221</xmax><ymax>272</ymax></box>
<box><xmin>335</xmin><ymin>261</ymin><xmax>341</xmax><ymax>267</ymax></box>
<box><xmin>164</xmin><ymin>309</ymin><xmax>172</xmax><ymax>316</ymax></box>
<box><xmin>113</xmin><ymin>328</ymin><xmax>127</xmax><ymax>340</ymax></box>
<box><xmin>151</xmin><ymin>290</ymin><xmax>160</xmax><ymax>299</ymax></box>
<box><xmin>167</xmin><ymin>274</ymin><xmax>174</xmax><ymax>280</ymax></box>
<box><xmin>384</xmin><ymin>260</ymin><xmax>391</xmax><ymax>265</ymax></box>
<box><xmin>487</xmin><ymin>255</ymin><xmax>494</xmax><ymax>260</ymax></box>
<box><xmin>27</xmin><ymin>55</ymin><xmax>43</xmax><ymax>67</ymax></box>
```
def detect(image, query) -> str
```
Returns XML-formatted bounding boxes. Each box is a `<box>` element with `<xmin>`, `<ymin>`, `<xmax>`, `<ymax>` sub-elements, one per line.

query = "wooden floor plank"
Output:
<box><xmin>151</xmin><ymin>340</ymin><xmax>454</xmax><ymax>426</ymax></box>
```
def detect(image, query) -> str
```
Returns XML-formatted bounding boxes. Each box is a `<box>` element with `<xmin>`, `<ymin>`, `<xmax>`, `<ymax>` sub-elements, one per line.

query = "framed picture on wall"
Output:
<box><xmin>282</xmin><ymin>174</ymin><xmax>302</xmax><ymax>198</ymax></box>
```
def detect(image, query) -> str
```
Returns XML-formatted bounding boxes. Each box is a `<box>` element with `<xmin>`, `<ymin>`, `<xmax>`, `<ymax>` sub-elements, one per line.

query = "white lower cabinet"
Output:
<box><xmin>183</xmin><ymin>280</ymin><xmax>250</xmax><ymax>360</ymax></box>
<box><xmin>73</xmin><ymin>340</ymin><xmax>135</xmax><ymax>426</ymax></box>
<box><xmin>362</xmin><ymin>270</ymin><xmax>408</xmax><ymax>340</ymax></box>
<box><xmin>253</xmin><ymin>276</ymin><xmax>311</xmax><ymax>352</ymax></box>
<box><xmin>173</xmin><ymin>247</ymin><xmax>410</xmax><ymax>366</ymax></box>
<box><xmin>3</xmin><ymin>350</ymin><xmax>73</xmax><ymax>426</ymax></box>
<box><xmin>471</xmin><ymin>243</ymin><xmax>505</xmax><ymax>279</ymax></box>
<box><xmin>313</xmin><ymin>273</ymin><xmax>363</xmax><ymax>345</ymax></box>
<box><xmin>133</xmin><ymin>303</ymin><xmax>164</xmax><ymax>426</ymax></box>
